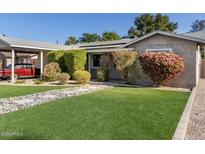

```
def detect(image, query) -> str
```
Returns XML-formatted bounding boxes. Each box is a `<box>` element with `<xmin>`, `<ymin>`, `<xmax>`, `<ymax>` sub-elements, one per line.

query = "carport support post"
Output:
<box><xmin>11</xmin><ymin>49</ymin><xmax>15</xmax><ymax>83</ymax></box>
<box><xmin>40</xmin><ymin>51</ymin><xmax>43</xmax><ymax>78</ymax></box>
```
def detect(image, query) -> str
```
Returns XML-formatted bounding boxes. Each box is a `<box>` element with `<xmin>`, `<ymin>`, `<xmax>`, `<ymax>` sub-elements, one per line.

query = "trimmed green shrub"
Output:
<box><xmin>15</xmin><ymin>80</ymin><xmax>25</xmax><ymax>84</ymax></box>
<box><xmin>43</xmin><ymin>62</ymin><xmax>61</xmax><ymax>81</ymax></box>
<box><xmin>59</xmin><ymin>73</ymin><xmax>70</xmax><ymax>85</ymax></box>
<box><xmin>112</xmin><ymin>51</ymin><xmax>137</xmax><ymax>82</ymax></box>
<box><xmin>97</xmin><ymin>68</ymin><xmax>109</xmax><ymax>82</ymax></box>
<box><xmin>73</xmin><ymin>70</ymin><xmax>91</xmax><ymax>84</ymax></box>
<box><xmin>63</xmin><ymin>49</ymin><xmax>87</xmax><ymax>76</ymax></box>
<box><xmin>47</xmin><ymin>51</ymin><xmax>67</xmax><ymax>72</ymax></box>
<box><xmin>33</xmin><ymin>79</ymin><xmax>44</xmax><ymax>84</ymax></box>
<box><xmin>138</xmin><ymin>52</ymin><xmax>184</xmax><ymax>86</ymax></box>
<box><xmin>127</xmin><ymin>61</ymin><xmax>139</xmax><ymax>85</ymax></box>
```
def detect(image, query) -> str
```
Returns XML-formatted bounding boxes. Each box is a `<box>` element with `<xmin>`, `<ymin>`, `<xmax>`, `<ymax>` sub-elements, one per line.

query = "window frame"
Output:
<box><xmin>145</xmin><ymin>48</ymin><xmax>173</xmax><ymax>52</ymax></box>
<box><xmin>91</xmin><ymin>54</ymin><xmax>101</xmax><ymax>69</ymax></box>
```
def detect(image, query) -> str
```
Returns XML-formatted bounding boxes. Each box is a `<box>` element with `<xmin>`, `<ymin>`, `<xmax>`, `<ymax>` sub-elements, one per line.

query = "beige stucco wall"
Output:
<box><xmin>128</xmin><ymin>34</ymin><xmax>198</xmax><ymax>89</ymax></box>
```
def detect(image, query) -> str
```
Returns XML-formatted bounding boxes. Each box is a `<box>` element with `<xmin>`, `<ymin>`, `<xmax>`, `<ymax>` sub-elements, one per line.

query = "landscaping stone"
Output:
<box><xmin>0</xmin><ymin>84</ymin><xmax>112</xmax><ymax>114</ymax></box>
<box><xmin>185</xmin><ymin>79</ymin><xmax>205</xmax><ymax>139</ymax></box>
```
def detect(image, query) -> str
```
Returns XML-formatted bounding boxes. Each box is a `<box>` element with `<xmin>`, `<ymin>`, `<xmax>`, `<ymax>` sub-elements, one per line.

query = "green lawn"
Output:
<box><xmin>0</xmin><ymin>87</ymin><xmax>190</xmax><ymax>140</ymax></box>
<box><xmin>0</xmin><ymin>85</ymin><xmax>68</xmax><ymax>99</ymax></box>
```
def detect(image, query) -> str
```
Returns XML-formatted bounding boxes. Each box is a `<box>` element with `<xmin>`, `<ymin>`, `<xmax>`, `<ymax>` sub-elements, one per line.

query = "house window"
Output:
<box><xmin>92</xmin><ymin>54</ymin><xmax>101</xmax><ymax>68</ymax></box>
<box><xmin>145</xmin><ymin>48</ymin><xmax>173</xmax><ymax>52</ymax></box>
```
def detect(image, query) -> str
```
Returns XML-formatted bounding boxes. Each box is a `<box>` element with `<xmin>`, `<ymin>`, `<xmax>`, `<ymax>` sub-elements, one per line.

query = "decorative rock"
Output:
<box><xmin>0</xmin><ymin>84</ymin><xmax>112</xmax><ymax>114</ymax></box>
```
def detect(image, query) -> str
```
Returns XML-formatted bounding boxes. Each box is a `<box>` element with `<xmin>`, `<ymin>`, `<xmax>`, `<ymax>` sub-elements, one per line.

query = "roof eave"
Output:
<box><xmin>120</xmin><ymin>31</ymin><xmax>205</xmax><ymax>48</ymax></box>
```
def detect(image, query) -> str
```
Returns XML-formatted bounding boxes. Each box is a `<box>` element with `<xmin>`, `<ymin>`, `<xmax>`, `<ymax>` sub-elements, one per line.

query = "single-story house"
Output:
<box><xmin>0</xmin><ymin>31</ymin><xmax>205</xmax><ymax>89</ymax></box>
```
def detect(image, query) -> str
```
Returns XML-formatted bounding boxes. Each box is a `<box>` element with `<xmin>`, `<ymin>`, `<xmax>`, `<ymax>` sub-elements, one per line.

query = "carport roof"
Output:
<box><xmin>0</xmin><ymin>35</ymin><xmax>79</xmax><ymax>51</ymax></box>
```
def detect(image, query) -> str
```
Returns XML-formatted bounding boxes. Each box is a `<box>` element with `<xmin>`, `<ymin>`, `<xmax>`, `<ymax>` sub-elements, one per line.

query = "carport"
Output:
<box><xmin>0</xmin><ymin>34</ymin><xmax>76</xmax><ymax>82</ymax></box>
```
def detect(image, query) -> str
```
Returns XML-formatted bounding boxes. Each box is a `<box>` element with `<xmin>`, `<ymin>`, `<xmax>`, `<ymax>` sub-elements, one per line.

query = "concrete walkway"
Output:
<box><xmin>0</xmin><ymin>84</ymin><xmax>111</xmax><ymax>115</ymax></box>
<box><xmin>185</xmin><ymin>79</ymin><xmax>205</xmax><ymax>139</ymax></box>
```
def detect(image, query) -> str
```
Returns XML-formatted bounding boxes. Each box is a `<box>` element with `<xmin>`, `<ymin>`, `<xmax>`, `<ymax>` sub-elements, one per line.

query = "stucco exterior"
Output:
<box><xmin>88</xmin><ymin>33</ymin><xmax>200</xmax><ymax>88</ymax></box>
<box><xmin>127</xmin><ymin>34</ymin><xmax>198</xmax><ymax>88</ymax></box>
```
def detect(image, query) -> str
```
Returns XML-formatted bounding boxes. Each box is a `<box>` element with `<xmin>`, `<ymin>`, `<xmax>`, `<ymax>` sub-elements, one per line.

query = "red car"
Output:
<box><xmin>0</xmin><ymin>63</ymin><xmax>36</xmax><ymax>80</ymax></box>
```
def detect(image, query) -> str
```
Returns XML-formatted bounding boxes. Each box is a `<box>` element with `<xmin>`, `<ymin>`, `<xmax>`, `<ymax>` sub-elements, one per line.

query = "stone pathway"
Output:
<box><xmin>0</xmin><ymin>84</ymin><xmax>112</xmax><ymax>115</ymax></box>
<box><xmin>185</xmin><ymin>79</ymin><xmax>205</xmax><ymax>139</ymax></box>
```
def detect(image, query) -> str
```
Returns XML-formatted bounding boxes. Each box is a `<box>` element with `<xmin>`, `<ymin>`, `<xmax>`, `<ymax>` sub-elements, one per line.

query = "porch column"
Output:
<box><xmin>11</xmin><ymin>49</ymin><xmax>15</xmax><ymax>83</ymax></box>
<box><xmin>40</xmin><ymin>51</ymin><xmax>43</xmax><ymax>78</ymax></box>
<box><xmin>88</xmin><ymin>53</ymin><xmax>91</xmax><ymax>72</ymax></box>
<box><xmin>196</xmin><ymin>45</ymin><xmax>200</xmax><ymax>84</ymax></box>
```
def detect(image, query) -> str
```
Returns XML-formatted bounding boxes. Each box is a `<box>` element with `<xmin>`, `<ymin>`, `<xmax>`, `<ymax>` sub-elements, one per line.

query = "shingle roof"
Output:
<box><xmin>78</xmin><ymin>38</ymin><xmax>133</xmax><ymax>47</ymax></box>
<box><xmin>182</xmin><ymin>31</ymin><xmax>205</xmax><ymax>40</ymax></box>
<box><xmin>120</xmin><ymin>31</ymin><xmax>205</xmax><ymax>48</ymax></box>
<box><xmin>0</xmin><ymin>35</ymin><xmax>133</xmax><ymax>51</ymax></box>
<box><xmin>0</xmin><ymin>35</ymin><xmax>79</xmax><ymax>50</ymax></box>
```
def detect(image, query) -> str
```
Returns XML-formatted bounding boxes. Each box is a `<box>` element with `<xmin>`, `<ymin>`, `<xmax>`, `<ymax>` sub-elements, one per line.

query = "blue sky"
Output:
<box><xmin>0</xmin><ymin>13</ymin><xmax>204</xmax><ymax>44</ymax></box>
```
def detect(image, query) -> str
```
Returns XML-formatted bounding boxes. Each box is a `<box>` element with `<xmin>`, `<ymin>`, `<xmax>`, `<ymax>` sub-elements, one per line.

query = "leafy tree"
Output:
<box><xmin>79</xmin><ymin>33</ymin><xmax>101</xmax><ymax>43</ymax></box>
<box><xmin>112</xmin><ymin>51</ymin><xmax>137</xmax><ymax>83</ymax></box>
<box><xmin>190</xmin><ymin>20</ymin><xmax>205</xmax><ymax>32</ymax></box>
<box><xmin>128</xmin><ymin>13</ymin><xmax>178</xmax><ymax>37</ymax></box>
<box><xmin>64</xmin><ymin>36</ymin><xmax>78</xmax><ymax>45</ymax></box>
<box><xmin>102</xmin><ymin>32</ymin><xmax>121</xmax><ymax>41</ymax></box>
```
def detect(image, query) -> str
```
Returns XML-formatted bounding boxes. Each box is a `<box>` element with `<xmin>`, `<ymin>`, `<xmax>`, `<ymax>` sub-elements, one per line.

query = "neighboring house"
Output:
<box><xmin>0</xmin><ymin>31</ymin><xmax>205</xmax><ymax>88</ymax></box>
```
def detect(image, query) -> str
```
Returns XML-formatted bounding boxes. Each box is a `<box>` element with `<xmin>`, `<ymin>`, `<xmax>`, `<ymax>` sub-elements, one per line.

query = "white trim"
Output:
<box><xmin>11</xmin><ymin>49</ymin><xmax>15</xmax><ymax>83</ymax></box>
<box><xmin>145</xmin><ymin>48</ymin><xmax>173</xmax><ymax>52</ymax></box>
<box><xmin>120</xmin><ymin>31</ymin><xmax>205</xmax><ymax>49</ymax></box>
<box><xmin>11</xmin><ymin>44</ymin><xmax>59</xmax><ymax>51</ymax></box>
<box><xmin>40</xmin><ymin>51</ymin><xmax>43</xmax><ymax>78</ymax></box>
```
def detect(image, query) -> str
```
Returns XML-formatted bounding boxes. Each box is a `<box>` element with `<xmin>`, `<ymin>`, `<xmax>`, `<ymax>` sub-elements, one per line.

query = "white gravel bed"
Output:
<box><xmin>0</xmin><ymin>84</ymin><xmax>112</xmax><ymax>114</ymax></box>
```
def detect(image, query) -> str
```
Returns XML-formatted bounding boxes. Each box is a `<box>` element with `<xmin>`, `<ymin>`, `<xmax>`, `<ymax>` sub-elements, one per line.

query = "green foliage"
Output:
<box><xmin>138</xmin><ymin>52</ymin><xmax>184</xmax><ymax>86</ymax></box>
<box><xmin>112</xmin><ymin>51</ymin><xmax>137</xmax><ymax>81</ymax></box>
<box><xmin>47</xmin><ymin>51</ymin><xmax>67</xmax><ymax>72</ymax></box>
<box><xmin>33</xmin><ymin>79</ymin><xmax>44</xmax><ymax>84</ymax></box>
<box><xmin>100</xmin><ymin>54</ymin><xmax>110</xmax><ymax>69</ymax></box>
<box><xmin>15</xmin><ymin>80</ymin><xmax>25</xmax><ymax>84</ymax></box>
<box><xmin>64</xmin><ymin>36</ymin><xmax>78</xmax><ymax>45</ymax></box>
<box><xmin>97</xmin><ymin>68</ymin><xmax>109</xmax><ymax>82</ymax></box>
<box><xmin>128</xmin><ymin>13</ymin><xmax>178</xmax><ymax>37</ymax></box>
<box><xmin>190</xmin><ymin>20</ymin><xmax>205</xmax><ymax>32</ymax></box>
<box><xmin>97</xmin><ymin>54</ymin><xmax>110</xmax><ymax>82</ymax></box>
<box><xmin>43</xmin><ymin>62</ymin><xmax>61</xmax><ymax>81</ymax></box>
<box><xmin>63</xmin><ymin>49</ymin><xmax>87</xmax><ymax>76</ymax></box>
<box><xmin>79</xmin><ymin>33</ymin><xmax>101</xmax><ymax>43</ymax></box>
<box><xmin>73</xmin><ymin>70</ymin><xmax>91</xmax><ymax>84</ymax></box>
<box><xmin>127</xmin><ymin>61</ymin><xmax>139</xmax><ymax>84</ymax></box>
<box><xmin>59</xmin><ymin>73</ymin><xmax>70</xmax><ymax>85</ymax></box>
<box><xmin>102</xmin><ymin>32</ymin><xmax>121</xmax><ymax>41</ymax></box>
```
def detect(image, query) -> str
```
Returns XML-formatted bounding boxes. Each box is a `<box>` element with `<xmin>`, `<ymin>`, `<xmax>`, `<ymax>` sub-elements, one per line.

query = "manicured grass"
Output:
<box><xmin>0</xmin><ymin>87</ymin><xmax>190</xmax><ymax>139</ymax></box>
<box><xmin>0</xmin><ymin>85</ymin><xmax>68</xmax><ymax>99</ymax></box>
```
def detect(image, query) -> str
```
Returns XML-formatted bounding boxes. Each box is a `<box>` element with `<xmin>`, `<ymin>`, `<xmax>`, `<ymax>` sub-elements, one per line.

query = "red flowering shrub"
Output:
<box><xmin>138</xmin><ymin>52</ymin><xmax>184</xmax><ymax>86</ymax></box>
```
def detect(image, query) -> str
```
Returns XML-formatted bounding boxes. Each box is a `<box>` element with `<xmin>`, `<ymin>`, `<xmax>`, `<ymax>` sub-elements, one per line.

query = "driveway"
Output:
<box><xmin>185</xmin><ymin>79</ymin><xmax>205</xmax><ymax>139</ymax></box>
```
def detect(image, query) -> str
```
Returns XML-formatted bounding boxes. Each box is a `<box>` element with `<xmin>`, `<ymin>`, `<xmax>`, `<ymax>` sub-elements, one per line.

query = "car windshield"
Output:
<box><xmin>3</xmin><ymin>64</ymin><xmax>11</xmax><ymax>69</ymax></box>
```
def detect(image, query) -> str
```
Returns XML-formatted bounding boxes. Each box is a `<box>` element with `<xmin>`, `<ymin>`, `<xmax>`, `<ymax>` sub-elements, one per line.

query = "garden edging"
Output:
<box><xmin>172</xmin><ymin>87</ymin><xmax>196</xmax><ymax>140</ymax></box>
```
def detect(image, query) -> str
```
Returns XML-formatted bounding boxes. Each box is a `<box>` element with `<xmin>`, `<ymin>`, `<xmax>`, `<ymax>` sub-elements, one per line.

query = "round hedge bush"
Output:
<box><xmin>73</xmin><ymin>70</ymin><xmax>91</xmax><ymax>84</ymax></box>
<box><xmin>59</xmin><ymin>73</ymin><xmax>70</xmax><ymax>85</ymax></box>
<box><xmin>43</xmin><ymin>62</ymin><xmax>61</xmax><ymax>81</ymax></box>
<box><xmin>138</xmin><ymin>52</ymin><xmax>184</xmax><ymax>86</ymax></box>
